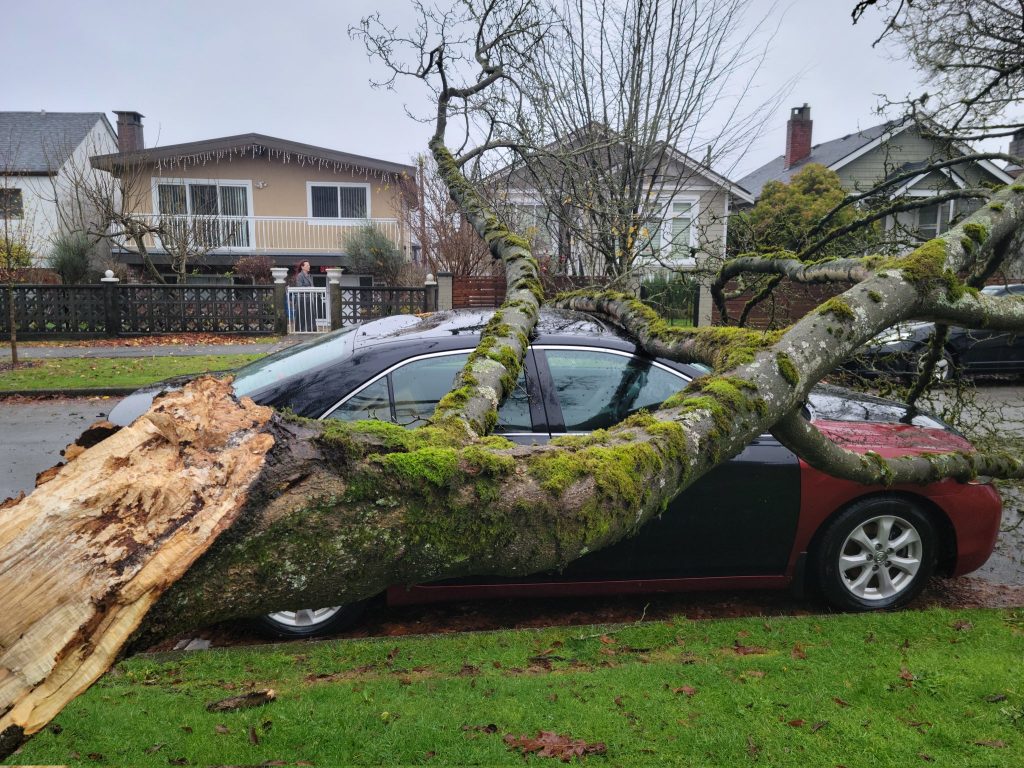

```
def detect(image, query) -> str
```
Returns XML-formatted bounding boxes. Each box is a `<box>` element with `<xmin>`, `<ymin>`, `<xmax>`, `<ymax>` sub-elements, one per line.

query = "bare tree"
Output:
<box><xmin>0</xmin><ymin>138</ymin><xmax>40</xmax><ymax>367</ymax></box>
<box><xmin>408</xmin><ymin>153</ymin><xmax>494</xmax><ymax>276</ymax></box>
<box><xmin>9</xmin><ymin>1</ymin><xmax>1024</xmax><ymax>755</ymax></box>
<box><xmin>478</xmin><ymin>0</ymin><xmax>784</xmax><ymax>279</ymax></box>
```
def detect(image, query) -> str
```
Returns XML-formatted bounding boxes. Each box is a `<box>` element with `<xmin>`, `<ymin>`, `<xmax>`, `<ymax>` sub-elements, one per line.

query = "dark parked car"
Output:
<box><xmin>110</xmin><ymin>309</ymin><xmax>1002</xmax><ymax>637</ymax></box>
<box><xmin>855</xmin><ymin>283</ymin><xmax>1024</xmax><ymax>379</ymax></box>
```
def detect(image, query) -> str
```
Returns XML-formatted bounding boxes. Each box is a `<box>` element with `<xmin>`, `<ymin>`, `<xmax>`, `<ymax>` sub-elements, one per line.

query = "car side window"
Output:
<box><xmin>328</xmin><ymin>378</ymin><xmax>391</xmax><ymax>422</ymax></box>
<box><xmin>544</xmin><ymin>349</ymin><xmax>686</xmax><ymax>431</ymax></box>
<box><xmin>327</xmin><ymin>352</ymin><xmax>534</xmax><ymax>431</ymax></box>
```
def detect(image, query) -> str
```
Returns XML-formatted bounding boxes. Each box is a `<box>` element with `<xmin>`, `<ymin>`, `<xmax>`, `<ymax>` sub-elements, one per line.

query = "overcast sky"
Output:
<box><xmin>4</xmin><ymin>0</ymin><xmax>931</xmax><ymax>178</ymax></box>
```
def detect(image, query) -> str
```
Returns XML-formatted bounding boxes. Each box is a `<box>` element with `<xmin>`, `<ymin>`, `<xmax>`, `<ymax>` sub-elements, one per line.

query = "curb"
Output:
<box><xmin>0</xmin><ymin>388</ymin><xmax>136</xmax><ymax>399</ymax></box>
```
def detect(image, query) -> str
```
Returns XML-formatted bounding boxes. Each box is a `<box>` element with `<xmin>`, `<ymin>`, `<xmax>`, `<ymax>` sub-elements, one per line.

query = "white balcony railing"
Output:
<box><xmin>115</xmin><ymin>214</ymin><xmax>403</xmax><ymax>255</ymax></box>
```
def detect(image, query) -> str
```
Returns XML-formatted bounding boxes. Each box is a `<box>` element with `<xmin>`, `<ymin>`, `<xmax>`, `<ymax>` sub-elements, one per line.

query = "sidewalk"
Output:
<box><xmin>3</xmin><ymin>335</ymin><xmax>306</xmax><ymax>361</ymax></box>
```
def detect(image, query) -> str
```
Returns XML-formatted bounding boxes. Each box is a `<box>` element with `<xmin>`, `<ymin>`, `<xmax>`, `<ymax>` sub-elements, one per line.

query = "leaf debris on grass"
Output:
<box><xmin>205</xmin><ymin>689</ymin><xmax>276</xmax><ymax>712</ymax></box>
<box><xmin>503</xmin><ymin>731</ymin><xmax>607</xmax><ymax>762</ymax></box>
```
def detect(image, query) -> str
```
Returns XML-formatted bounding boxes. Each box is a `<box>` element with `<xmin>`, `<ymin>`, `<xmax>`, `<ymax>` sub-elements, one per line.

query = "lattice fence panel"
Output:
<box><xmin>336</xmin><ymin>286</ymin><xmax>431</xmax><ymax>327</ymax></box>
<box><xmin>119</xmin><ymin>285</ymin><xmax>276</xmax><ymax>334</ymax></box>
<box><xmin>0</xmin><ymin>286</ymin><xmax>107</xmax><ymax>337</ymax></box>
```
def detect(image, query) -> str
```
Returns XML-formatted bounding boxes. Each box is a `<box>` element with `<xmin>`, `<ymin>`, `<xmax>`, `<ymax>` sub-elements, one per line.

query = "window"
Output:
<box><xmin>664</xmin><ymin>200</ymin><xmax>693</xmax><ymax>259</ymax></box>
<box><xmin>0</xmin><ymin>189</ymin><xmax>23</xmax><ymax>219</ymax></box>
<box><xmin>510</xmin><ymin>202</ymin><xmax>555</xmax><ymax>254</ymax></box>
<box><xmin>544</xmin><ymin>349</ymin><xmax>686</xmax><ymax>431</ymax></box>
<box><xmin>327</xmin><ymin>351</ymin><xmax>533</xmax><ymax>430</ymax></box>
<box><xmin>308</xmin><ymin>184</ymin><xmax>369</xmax><ymax>219</ymax></box>
<box><xmin>910</xmin><ymin>197</ymin><xmax>981</xmax><ymax>240</ymax></box>
<box><xmin>155</xmin><ymin>179</ymin><xmax>251</xmax><ymax>247</ymax></box>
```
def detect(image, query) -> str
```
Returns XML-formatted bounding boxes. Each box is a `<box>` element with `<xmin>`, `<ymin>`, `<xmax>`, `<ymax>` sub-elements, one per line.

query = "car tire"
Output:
<box><xmin>254</xmin><ymin>602</ymin><xmax>367</xmax><ymax>639</ymax></box>
<box><xmin>813</xmin><ymin>496</ymin><xmax>937</xmax><ymax>612</ymax></box>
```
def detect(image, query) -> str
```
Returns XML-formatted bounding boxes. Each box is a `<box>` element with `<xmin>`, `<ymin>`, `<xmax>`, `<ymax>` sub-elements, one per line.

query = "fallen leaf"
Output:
<box><xmin>673</xmin><ymin>686</ymin><xmax>698</xmax><ymax>697</ymax></box>
<box><xmin>215</xmin><ymin>725</ymin><xmax>230</xmax><ymax>735</ymax></box>
<box><xmin>614</xmin><ymin>696</ymin><xmax>624</xmax><ymax>708</ymax></box>
<box><xmin>984</xmin><ymin>694</ymin><xmax>1007</xmax><ymax>703</ymax></box>
<box><xmin>87</xmin><ymin>753</ymin><xmax>105</xmax><ymax>761</ymax></box>
<box><xmin>206</xmin><ymin>689</ymin><xmax>276</xmax><ymax>712</ymax></box>
<box><xmin>787</xmin><ymin>719</ymin><xmax>805</xmax><ymax>728</ymax></box>
<box><xmin>791</xmin><ymin>643</ymin><xmax>807</xmax><ymax>660</ymax></box>
<box><xmin>918</xmin><ymin>754</ymin><xmax>934</xmax><ymax>762</ymax></box>
<box><xmin>974</xmin><ymin>740</ymin><xmax>1007</xmax><ymax>748</ymax></box>
<box><xmin>179</xmin><ymin>726</ymin><xmax>193</xmax><ymax>735</ymax></box>
<box><xmin>599</xmin><ymin>635</ymin><xmax>616</xmax><ymax>645</ymax></box>
<box><xmin>248</xmin><ymin>725</ymin><xmax>259</xmax><ymax>745</ymax></box>
<box><xmin>733</xmin><ymin>642</ymin><xmax>767</xmax><ymax>655</ymax></box>
<box><xmin>833</xmin><ymin>697</ymin><xmax>851</xmax><ymax>708</ymax></box>
<box><xmin>503</xmin><ymin>731</ymin><xmax>607</xmax><ymax>762</ymax></box>
<box><xmin>746</xmin><ymin>735</ymin><xmax>760</xmax><ymax>758</ymax></box>
<box><xmin>811</xmin><ymin>721</ymin><xmax>827</xmax><ymax>733</ymax></box>
<box><xmin>145</xmin><ymin>743</ymin><xmax>165</xmax><ymax>754</ymax></box>
<box><xmin>743</xmin><ymin>670</ymin><xmax>766</xmax><ymax>679</ymax></box>
<box><xmin>952</xmin><ymin>620</ymin><xmax>974</xmax><ymax>632</ymax></box>
<box><xmin>168</xmin><ymin>759</ymin><xmax>190</xmax><ymax>766</ymax></box>
<box><xmin>899</xmin><ymin>667</ymin><xmax>916</xmax><ymax>683</ymax></box>
<box><xmin>458</xmin><ymin>664</ymin><xmax>481</xmax><ymax>676</ymax></box>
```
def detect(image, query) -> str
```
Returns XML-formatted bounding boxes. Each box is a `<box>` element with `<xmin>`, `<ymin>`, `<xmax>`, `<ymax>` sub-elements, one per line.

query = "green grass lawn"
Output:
<box><xmin>0</xmin><ymin>355</ymin><xmax>263</xmax><ymax>391</ymax></box>
<box><xmin>8</xmin><ymin>608</ymin><xmax>1023</xmax><ymax>766</ymax></box>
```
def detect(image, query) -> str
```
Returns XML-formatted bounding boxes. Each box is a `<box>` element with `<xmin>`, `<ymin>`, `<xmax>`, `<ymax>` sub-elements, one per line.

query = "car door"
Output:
<box><xmin>534</xmin><ymin>346</ymin><xmax>801</xmax><ymax>579</ymax></box>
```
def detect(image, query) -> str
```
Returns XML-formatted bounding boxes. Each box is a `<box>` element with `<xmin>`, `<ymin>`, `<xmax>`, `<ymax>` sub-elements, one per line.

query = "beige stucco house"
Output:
<box><xmin>90</xmin><ymin>113</ymin><xmax>416</xmax><ymax>280</ymax></box>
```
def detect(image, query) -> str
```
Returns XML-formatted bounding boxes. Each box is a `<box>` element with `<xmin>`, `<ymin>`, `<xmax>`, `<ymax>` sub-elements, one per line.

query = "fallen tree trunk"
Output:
<box><xmin>0</xmin><ymin>379</ymin><xmax>275</xmax><ymax>754</ymax></box>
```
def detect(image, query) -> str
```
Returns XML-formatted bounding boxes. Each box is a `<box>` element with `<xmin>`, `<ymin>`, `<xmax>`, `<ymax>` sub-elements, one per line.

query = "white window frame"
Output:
<box><xmin>306</xmin><ymin>181</ymin><xmax>372</xmax><ymax>222</ymax></box>
<box><xmin>151</xmin><ymin>177</ymin><xmax>254</xmax><ymax>251</ymax></box>
<box><xmin>152</xmin><ymin>177</ymin><xmax>254</xmax><ymax>218</ymax></box>
<box><xmin>905</xmin><ymin>189</ymin><xmax>956</xmax><ymax>240</ymax></box>
<box><xmin>656</xmin><ymin>195</ymin><xmax>700</xmax><ymax>267</ymax></box>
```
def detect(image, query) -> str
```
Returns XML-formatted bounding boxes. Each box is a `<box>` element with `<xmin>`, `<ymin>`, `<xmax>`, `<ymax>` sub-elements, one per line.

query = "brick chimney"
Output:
<box><xmin>1008</xmin><ymin>128</ymin><xmax>1024</xmax><ymax>178</ymax></box>
<box><xmin>114</xmin><ymin>111</ymin><xmax>145</xmax><ymax>153</ymax></box>
<box><xmin>785</xmin><ymin>104</ymin><xmax>812</xmax><ymax>169</ymax></box>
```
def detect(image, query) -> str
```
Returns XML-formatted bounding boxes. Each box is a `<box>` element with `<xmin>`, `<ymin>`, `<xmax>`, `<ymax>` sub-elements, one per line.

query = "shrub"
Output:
<box><xmin>641</xmin><ymin>273</ymin><xmax>697</xmax><ymax>322</ymax></box>
<box><xmin>233</xmin><ymin>255</ymin><xmax>274</xmax><ymax>284</ymax></box>
<box><xmin>1</xmin><ymin>240</ymin><xmax>34</xmax><ymax>270</ymax></box>
<box><xmin>342</xmin><ymin>225</ymin><xmax>404</xmax><ymax>285</ymax></box>
<box><xmin>48</xmin><ymin>233</ymin><xmax>94</xmax><ymax>284</ymax></box>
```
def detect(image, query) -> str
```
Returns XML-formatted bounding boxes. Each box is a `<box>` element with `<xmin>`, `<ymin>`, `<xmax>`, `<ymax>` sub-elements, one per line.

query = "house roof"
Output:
<box><xmin>738</xmin><ymin>116</ymin><xmax>1015</xmax><ymax>198</ymax></box>
<box><xmin>0</xmin><ymin>111</ymin><xmax>115</xmax><ymax>174</ymax></box>
<box><xmin>91</xmin><ymin>133</ymin><xmax>416</xmax><ymax>177</ymax></box>
<box><xmin>738</xmin><ymin>119</ymin><xmax>901</xmax><ymax>198</ymax></box>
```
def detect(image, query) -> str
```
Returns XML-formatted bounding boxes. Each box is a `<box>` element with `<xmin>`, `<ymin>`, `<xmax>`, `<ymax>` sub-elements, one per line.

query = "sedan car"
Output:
<box><xmin>855</xmin><ymin>283</ymin><xmax>1024</xmax><ymax>379</ymax></box>
<box><xmin>110</xmin><ymin>309</ymin><xmax>1002</xmax><ymax>637</ymax></box>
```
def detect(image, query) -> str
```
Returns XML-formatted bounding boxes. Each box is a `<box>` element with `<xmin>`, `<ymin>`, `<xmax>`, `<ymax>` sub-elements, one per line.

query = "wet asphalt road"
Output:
<box><xmin>1</xmin><ymin>390</ymin><xmax>1022</xmax><ymax>588</ymax></box>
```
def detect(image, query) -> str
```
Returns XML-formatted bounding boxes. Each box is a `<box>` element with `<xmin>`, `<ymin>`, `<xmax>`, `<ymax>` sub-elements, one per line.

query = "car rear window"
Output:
<box><xmin>233</xmin><ymin>326</ymin><xmax>359</xmax><ymax>397</ymax></box>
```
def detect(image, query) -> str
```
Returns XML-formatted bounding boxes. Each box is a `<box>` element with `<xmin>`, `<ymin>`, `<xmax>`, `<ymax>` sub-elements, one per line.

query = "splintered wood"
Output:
<box><xmin>0</xmin><ymin>377</ymin><xmax>274</xmax><ymax>747</ymax></box>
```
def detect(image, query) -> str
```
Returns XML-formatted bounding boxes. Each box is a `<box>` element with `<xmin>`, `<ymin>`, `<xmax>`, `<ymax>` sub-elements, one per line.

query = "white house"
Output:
<box><xmin>0</xmin><ymin>112</ymin><xmax>118</xmax><ymax>264</ymax></box>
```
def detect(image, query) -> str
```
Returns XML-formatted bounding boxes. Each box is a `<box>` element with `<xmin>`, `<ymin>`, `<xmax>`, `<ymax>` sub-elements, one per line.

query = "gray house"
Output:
<box><xmin>739</xmin><ymin>105</ymin><xmax>1013</xmax><ymax>243</ymax></box>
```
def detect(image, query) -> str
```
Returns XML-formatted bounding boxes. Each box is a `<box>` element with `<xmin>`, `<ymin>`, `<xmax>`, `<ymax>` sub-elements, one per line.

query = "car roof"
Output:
<box><xmin>351</xmin><ymin>308</ymin><xmax>635</xmax><ymax>351</ymax></box>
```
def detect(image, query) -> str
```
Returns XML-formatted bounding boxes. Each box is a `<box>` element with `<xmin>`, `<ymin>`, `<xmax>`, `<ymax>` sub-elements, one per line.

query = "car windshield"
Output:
<box><xmin>233</xmin><ymin>326</ymin><xmax>360</xmax><ymax>397</ymax></box>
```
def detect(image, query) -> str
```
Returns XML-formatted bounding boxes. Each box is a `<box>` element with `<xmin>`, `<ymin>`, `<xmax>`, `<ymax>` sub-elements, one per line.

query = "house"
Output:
<box><xmin>90</xmin><ymin>113</ymin><xmax>417</xmax><ymax>282</ymax></box>
<box><xmin>0</xmin><ymin>111</ymin><xmax>118</xmax><ymax>263</ymax></box>
<box><xmin>738</xmin><ymin>104</ymin><xmax>1014</xmax><ymax>241</ymax></box>
<box><xmin>489</xmin><ymin>125</ymin><xmax>754</xmax><ymax>324</ymax></box>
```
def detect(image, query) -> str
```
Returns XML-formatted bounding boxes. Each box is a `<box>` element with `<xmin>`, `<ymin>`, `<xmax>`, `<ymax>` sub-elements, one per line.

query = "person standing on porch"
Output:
<box><xmin>296</xmin><ymin>260</ymin><xmax>314</xmax><ymax>287</ymax></box>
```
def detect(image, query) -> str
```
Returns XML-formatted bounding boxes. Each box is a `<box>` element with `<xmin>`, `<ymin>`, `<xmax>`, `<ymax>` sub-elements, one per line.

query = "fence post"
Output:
<box><xmin>326</xmin><ymin>268</ymin><xmax>343</xmax><ymax>330</ymax></box>
<box><xmin>424</xmin><ymin>273</ymin><xmax>437</xmax><ymax>312</ymax></box>
<box><xmin>437</xmin><ymin>272</ymin><xmax>453</xmax><ymax>311</ymax></box>
<box><xmin>271</xmin><ymin>267</ymin><xmax>289</xmax><ymax>334</ymax></box>
<box><xmin>100</xmin><ymin>270</ymin><xmax>121</xmax><ymax>338</ymax></box>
